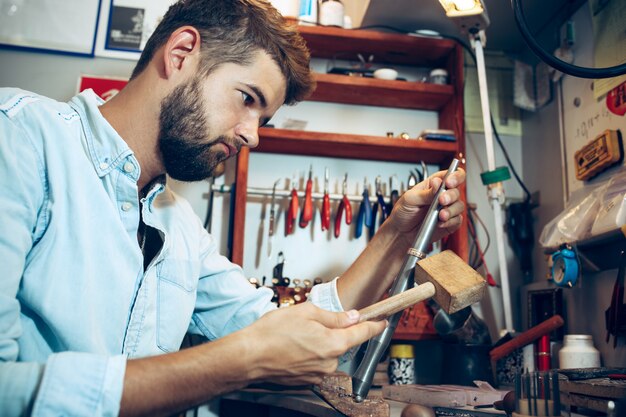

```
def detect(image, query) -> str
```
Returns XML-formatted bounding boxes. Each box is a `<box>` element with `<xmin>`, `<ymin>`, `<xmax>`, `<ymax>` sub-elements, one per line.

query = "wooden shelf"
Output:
<box><xmin>298</xmin><ymin>25</ymin><xmax>455</xmax><ymax>67</ymax></box>
<box><xmin>256</xmin><ymin>128</ymin><xmax>458</xmax><ymax>164</ymax></box>
<box><xmin>543</xmin><ymin>227</ymin><xmax>626</xmax><ymax>271</ymax></box>
<box><xmin>310</xmin><ymin>72</ymin><xmax>454</xmax><ymax>110</ymax></box>
<box><xmin>231</xmin><ymin>25</ymin><xmax>469</xmax><ymax>285</ymax></box>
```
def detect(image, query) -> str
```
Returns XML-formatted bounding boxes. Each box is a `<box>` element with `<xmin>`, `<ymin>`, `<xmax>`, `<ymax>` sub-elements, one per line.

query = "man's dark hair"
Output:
<box><xmin>131</xmin><ymin>0</ymin><xmax>314</xmax><ymax>104</ymax></box>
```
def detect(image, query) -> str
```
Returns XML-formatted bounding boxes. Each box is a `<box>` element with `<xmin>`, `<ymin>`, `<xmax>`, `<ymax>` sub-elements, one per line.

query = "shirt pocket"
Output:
<box><xmin>156</xmin><ymin>258</ymin><xmax>199</xmax><ymax>352</ymax></box>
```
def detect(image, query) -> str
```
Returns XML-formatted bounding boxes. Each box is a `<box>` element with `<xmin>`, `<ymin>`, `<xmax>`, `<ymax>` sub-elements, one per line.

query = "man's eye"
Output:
<box><xmin>242</xmin><ymin>92</ymin><xmax>254</xmax><ymax>105</ymax></box>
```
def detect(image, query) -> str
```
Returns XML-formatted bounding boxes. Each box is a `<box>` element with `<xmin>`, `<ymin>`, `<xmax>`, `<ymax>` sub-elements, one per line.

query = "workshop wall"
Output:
<box><xmin>522</xmin><ymin>3</ymin><xmax>626</xmax><ymax>367</ymax></box>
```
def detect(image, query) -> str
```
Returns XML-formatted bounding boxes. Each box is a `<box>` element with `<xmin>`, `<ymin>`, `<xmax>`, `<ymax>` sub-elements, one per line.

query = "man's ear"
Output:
<box><xmin>162</xmin><ymin>26</ymin><xmax>201</xmax><ymax>79</ymax></box>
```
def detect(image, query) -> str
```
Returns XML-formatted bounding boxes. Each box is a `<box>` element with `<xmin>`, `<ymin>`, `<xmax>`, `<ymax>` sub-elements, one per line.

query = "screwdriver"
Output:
<box><xmin>321</xmin><ymin>168</ymin><xmax>330</xmax><ymax>231</ymax></box>
<box><xmin>299</xmin><ymin>165</ymin><xmax>313</xmax><ymax>228</ymax></box>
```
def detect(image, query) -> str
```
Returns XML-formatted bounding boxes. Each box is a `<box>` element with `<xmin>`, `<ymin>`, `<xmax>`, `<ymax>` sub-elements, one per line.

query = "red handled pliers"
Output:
<box><xmin>321</xmin><ymin>168</ymin><xmax>331</xmax><ymax>231</ymax></box>
<box><xmin>299</xmin><ymin>165</ymin><xmax>313</xmax><ymax>228</ymax></box>
<box><xmin>285</xmin><ymin>174</ymin><xmax>299</xmax><ymax>236</ymax></box>
<box><xmin>334</xmin><ymin>173</ymin><xmax>352</xmax><ymax>238</ymax></box>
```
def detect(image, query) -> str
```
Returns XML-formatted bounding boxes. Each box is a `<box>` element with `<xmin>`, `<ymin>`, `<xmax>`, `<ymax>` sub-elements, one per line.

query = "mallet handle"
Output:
<box><xmin>358</xmin><ymin>283</ymin><xmax>436</xmax><ymax>323</ymax></box>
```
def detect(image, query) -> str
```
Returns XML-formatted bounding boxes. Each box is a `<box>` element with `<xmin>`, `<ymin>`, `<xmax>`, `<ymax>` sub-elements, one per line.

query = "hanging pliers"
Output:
<box><xmin>388</xmin><ymin>174</ymin><xmax>400</xmax><ymax>212</ymax></box>
<box><xmin>355</xmin><ymin>177</ymin><xmax>372</xmax><ymax>239</ymax></box>
<box><xmin>321</xmin><ymin>168</ymin><xmax>331</xmax><ymax>231</ymax></box>
<box><xmin>369</xmin><ymin>176</ymin><xmax>388</xmax><ymax>238</ymax></box>
<box><xmin>334</xmin><ymin>173</ymin><xmax>352</xmax><ymax>238</ymax></box>
<box><xmin>285</xmin><ymin>174</ymin><xmax>299</xmax><ymax>236</ymax></box>
<box><xmin>299</xmin><ymin>165</ymin><xmax>313</xmax><ymax>228</ymax></box>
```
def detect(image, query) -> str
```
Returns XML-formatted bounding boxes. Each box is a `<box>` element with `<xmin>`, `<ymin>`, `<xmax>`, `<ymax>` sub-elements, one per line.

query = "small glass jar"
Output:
<box><xmin>558</xmin><ymin>334</ymin><xmax>601</xmax><ymax>369</ymax></box>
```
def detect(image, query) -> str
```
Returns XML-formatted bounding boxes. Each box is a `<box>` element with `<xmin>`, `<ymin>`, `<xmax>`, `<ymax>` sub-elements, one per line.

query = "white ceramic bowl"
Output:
<box><xmin>373</xmin><ymin>68</ymin><xmax>398</xmax><ymax>80</ymax></box>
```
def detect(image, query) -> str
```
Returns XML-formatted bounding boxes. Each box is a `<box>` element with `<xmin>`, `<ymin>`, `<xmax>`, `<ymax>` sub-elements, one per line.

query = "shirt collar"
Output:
<box><xmin>68</xmin><ymin>89</ymin><xmax>135</xmax><ymax>178</ymax></box>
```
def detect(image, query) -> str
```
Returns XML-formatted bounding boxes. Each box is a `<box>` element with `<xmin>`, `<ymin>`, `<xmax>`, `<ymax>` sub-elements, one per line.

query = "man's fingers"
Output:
<box><xmin>438</xmin><ymin>200</ymin><xmax>465</xmax><ymax>222</ymax></box>
<box><xmin>313</xmin><ymin>307</ymin><xmax>360</xmax><ymax>329</ymax></box>
<box><xmin>340</xmin><ymin>320</ymin><xmax>387</xmax><ymax>350</ymax></box>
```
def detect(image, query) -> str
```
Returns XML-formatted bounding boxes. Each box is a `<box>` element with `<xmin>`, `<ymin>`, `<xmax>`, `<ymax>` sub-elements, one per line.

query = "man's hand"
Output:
<box><xmin>243</xmin><ymin>302</ymin><xmax>386</xmax><ymax>386</ymax></box>
<box><xmin>386</xmin><ymin>168</ymin><xmax>466</xmax><ymax>245</ymax></box>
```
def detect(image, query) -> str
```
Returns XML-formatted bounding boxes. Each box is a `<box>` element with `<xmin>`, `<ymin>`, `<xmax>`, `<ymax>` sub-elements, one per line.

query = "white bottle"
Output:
<box><xmin>319</xmin><ymin>0</ymin><xmax>344</xmax><ymax>27</ymax></box>
<box><xmin>558</xmin><ymin>334</ymin><xmax>601</xmax><ymax>369</ymax></box>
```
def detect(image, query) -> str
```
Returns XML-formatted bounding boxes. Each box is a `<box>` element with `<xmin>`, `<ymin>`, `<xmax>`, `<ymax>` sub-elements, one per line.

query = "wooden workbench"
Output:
<box><xmin>220</xmin><ymin>388</ymin><xmax>508</xmax><ymax>417</ymax></box>
<box><xmin>221</xmin><ymin>388</ymin><xmax>407</xmax><ymax>417</ymax></box>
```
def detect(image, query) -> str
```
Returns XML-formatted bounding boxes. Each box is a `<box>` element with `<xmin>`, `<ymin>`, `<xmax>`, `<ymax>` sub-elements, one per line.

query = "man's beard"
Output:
<box><xmin>158</xmin><ymin>76</ymin><xmax>232</xmax><ymax>182</ymax></box>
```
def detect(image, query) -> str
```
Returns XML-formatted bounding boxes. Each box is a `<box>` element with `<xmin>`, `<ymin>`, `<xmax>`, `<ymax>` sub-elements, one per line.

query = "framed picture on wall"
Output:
<box><xmin>0</xmin><ymin>0</ymin><xmax>102</xmax><ymax>56</ymax></box>
<box><xmin>94</xmin><ymin>0</ymin><xmax>175</xmax><ymax>60</ymax></box>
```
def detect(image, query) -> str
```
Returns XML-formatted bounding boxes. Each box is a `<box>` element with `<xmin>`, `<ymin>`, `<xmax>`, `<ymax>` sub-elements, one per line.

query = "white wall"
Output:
<box><xmin>522</xmin><ymin>3</ymin><xmax>626</xmax><ymax>367</ymax></box>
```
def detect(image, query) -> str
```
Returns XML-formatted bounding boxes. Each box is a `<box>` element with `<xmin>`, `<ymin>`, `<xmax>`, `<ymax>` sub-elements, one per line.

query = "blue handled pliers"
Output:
<box><xmin>355</xmin><ymin>178</ymin><xmax>373</xmax><ymax>238</ymax></box>
<box><xmin>368</xmin><ymin>176</ymin><xmax>388</xmax><ymax>238</ymax></box>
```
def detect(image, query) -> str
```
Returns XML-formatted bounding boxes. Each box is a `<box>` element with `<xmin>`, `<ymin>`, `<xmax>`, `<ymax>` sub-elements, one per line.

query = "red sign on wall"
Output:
<box><xmin>77</xmin><ymin>75</ymin><xmax>129</xmax><ymax>101</ymax></box>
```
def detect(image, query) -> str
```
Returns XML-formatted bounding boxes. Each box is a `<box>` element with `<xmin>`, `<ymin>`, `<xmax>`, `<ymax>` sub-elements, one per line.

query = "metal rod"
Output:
<box><xmin>351</xmin><ymin>158</ymin><xmax>460</xmax><ymax>402</ymax></box>
<box><xmin>473</xmin><ymin>33</ymin><xmax>514</xmax><ymax>332</ymax></box>
<box><xmin>205</xmin><ymin>184</ymin><xmax>385</xmax><ymax>203</ymax></box>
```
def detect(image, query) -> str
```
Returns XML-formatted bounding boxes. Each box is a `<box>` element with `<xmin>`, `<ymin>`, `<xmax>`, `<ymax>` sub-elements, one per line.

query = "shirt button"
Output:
<box><xmin>99</xmin><ymin>162</ymin><xmax>109</xmax><ymax>170</ymax></box>
<box><xmin>121</xmin><ymin>202</ymin><xmax>133</xmax><ymax>211</ymax></box>
<box><xmin>123</xmin><ymin>162</ymin><xmax>135</xmax><ymax>173</ymax></box>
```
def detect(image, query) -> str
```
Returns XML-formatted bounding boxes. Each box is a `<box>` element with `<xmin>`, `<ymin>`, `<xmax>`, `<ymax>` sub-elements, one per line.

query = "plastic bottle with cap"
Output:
<box><xmin>319</xmin><ymin>0</ymin><xmax>344</xmax><ymax>27</ymax></box>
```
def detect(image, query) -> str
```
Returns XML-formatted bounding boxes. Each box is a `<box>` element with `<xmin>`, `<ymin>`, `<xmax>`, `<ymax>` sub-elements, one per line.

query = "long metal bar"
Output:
<box><xmin>206</xmin><ymin>184</ymin><xmax>378</xmax><ymax>203</ymax></box>
<box><xmin>474</xmin><ymin>34</ymin><xmax>514</xmax><ymax>332</ymax></box>
<box><xmin>351</xmin><ymin>158</ymin><xmax>459</xmax><ymax>402</ymax></box>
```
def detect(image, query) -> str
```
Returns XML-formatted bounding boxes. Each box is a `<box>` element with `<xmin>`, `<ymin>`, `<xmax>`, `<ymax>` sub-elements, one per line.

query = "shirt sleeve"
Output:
<box><xmin>307</xmin><ymin>277</ymin><xmax>344</xmax><ymax>312</ymax></box>
<box><xmin>0</xmin><ymin>113</ymin><xmax>126</xmax><ymax>417</ymax></box>
<box><xmin>189</xmin><ymin>217</ymin><xmax>347</xmax><ymax>339</ymax></box>
<box><xmin>189</xmin><ymin>221</ymin><xmax>276</xmax><ymax>339</ymax></box>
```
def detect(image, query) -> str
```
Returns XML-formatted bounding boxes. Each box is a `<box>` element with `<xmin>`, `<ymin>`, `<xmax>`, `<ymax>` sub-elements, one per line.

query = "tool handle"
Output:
<box><xmin>489</xmin><ymin>315</ymin><xmax>565</xmax><ymax>362</ymax></box>
<box><xmin>343</xmin><ymin>195</ymin><xmax>352</xmax><ymax>225</ymax></box>
<box><xmin>321</xmin><ymin>194</ymin><xmax>330</xmax><ymax>231</ymax></box>
<box><xmin>363</xmin><ymin>190</ymin><xmax>372</xmax><ymax>227</ymax></box>
<box><xmin>285</xmin><ymin>189</ymin><xmax>299</xmax><ymax>236</ymax></box>
<box><xmin>377</xmin><ymin>193</ymin><xmax>388</xmax><ymax>220</ymax></box>
<box><xmin>369</xmin><ymin>202</ymin><xmax>378</xmax><ymax>238</ymax></box>
<box><xmin>334</xmin><ymin>201</ymin><xmax>345</xmax><ymax>238</ymax></box>
<box><xmin>299</xmin><ymin>179</ymin><xmax>313</xmax><ymax>228</ymax></box>
<box><xmin>358</xmin><ymin>283</ymin><xmax>435</xmax><ymax>323</ymax></box>
<box><xmin>355</xmin><ymin>202</ymin><xmax>365</xmax><ymax>238</ymax></box>
<box><xmin>389</xmin><ymin>190</ymin><xmax>399</xmax><ymax>212</ymax></box>
<box><xmin>269</xmin><ymin>210</ymin><xmax>275</xmax><ymax>237</ymax></box>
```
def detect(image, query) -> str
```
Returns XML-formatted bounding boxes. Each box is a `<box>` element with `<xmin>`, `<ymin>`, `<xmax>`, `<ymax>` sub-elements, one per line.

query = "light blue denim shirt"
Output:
<box><xmin>0</xmin><ymin>88</ymin><xmax>343</xmax><ymax>417</ymax></box>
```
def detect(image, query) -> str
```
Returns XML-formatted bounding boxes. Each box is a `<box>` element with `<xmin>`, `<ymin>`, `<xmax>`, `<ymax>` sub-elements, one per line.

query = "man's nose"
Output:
<box><xmin>235</xmin><ymin>118</ymin><xmax>259</xmax><ymax>149</ymax></box>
